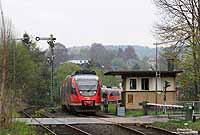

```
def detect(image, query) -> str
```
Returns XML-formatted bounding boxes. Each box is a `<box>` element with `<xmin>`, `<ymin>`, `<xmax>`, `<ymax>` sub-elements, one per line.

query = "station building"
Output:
<box><xmin>104</xmin><ymin>71</ymin><xmax>182</xmax><ymax>110</ymax></box>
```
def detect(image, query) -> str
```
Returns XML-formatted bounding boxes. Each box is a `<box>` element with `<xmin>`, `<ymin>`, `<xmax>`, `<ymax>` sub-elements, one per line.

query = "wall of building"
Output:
<box><xmin>123</xmin><ymin>91</ymin><xmax>176</xmax><ymax>109</ymax></box>
<box><xmin>125</xmin><ymin>77</ymin><xmax>175</xmax><ymax>91</ymax></box>
<box><xmin>122</xmin><ymin>76</ymin><xmax>176</xmax><ymax>109</ymax></box>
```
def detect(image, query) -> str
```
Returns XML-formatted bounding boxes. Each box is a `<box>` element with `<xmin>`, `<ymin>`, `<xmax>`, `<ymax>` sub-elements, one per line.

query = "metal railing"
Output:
<box><xmin>142</xmin><ymin>101</ymin><xmax>200</xmax><ymax>119</ymax></box>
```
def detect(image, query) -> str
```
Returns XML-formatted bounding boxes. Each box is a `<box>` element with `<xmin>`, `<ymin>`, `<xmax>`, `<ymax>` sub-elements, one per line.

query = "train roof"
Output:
<box><xmin>71</xmin><ymin>70</ymin><xmax>96</xmax><ymax>76</ymax></box>
<box><xmin>74</xmin><ymin>74</ymin><xmax>99</xmax><ymax>80</ymax></box>
<box><xmin>64</xmin><ymin>70</ymin><xmax>98</xmax><ymax>80</ymax></box>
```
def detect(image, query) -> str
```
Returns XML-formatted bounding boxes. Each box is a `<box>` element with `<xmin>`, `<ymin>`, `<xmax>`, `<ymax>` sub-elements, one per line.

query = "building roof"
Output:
<box><xmin>104</xmin><ymin>70</ymin><xmax>183</xmax><ymax>77</ymax></box>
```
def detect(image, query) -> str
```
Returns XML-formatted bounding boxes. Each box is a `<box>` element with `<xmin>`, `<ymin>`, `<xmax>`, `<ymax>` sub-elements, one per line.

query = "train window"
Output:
<box><xmin>76</xmin><ymin>79</ymin><xmax>98</xmax><ymax>91</ymax></box>
<box><xmin>110</xmin><ymin>91</ymin><xmax>120</xmax><ymax>96</ymax></box>
<box><xmin>66</xmin><ymin>80</ymin><xmax>70</xmax><ymax>94</ymax></box>
<box><xmin>68</xmin><ymin>80</ymin><xmax>77</xmax><ymax>95</ymax></box>
<box><xmin>70</xmin><ymin>81</ymin><xmax>77</xmax><ymax>95</ymax></box>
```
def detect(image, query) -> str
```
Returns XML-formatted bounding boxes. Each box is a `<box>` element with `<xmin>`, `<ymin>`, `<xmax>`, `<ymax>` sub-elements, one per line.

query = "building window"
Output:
<box><xmin>130</xmin><ymin>79</ymin><xmax>137</xmax><ymax>90</ymax></box>
<box><xmin>128</xmin><ymin>94</ymin><xmax>133</xmax><ymax>104</ymax></box>
<box><xmin>141</xmin><ymin>78</ymin><xmax>149</xmax><ymax>90</ymax></box>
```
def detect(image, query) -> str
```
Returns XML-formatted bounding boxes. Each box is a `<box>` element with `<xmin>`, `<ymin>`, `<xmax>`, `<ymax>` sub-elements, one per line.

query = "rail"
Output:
<box><xmin>22</xmin><ymin>108</ymin><xmax>93</xmax><ymax>135</ymax></box>
<box><xmin>73</xmin><ymin>113</ymin><xmax>150</xmax><ymax>135</ymax></box>
<box><xmin>21</xmin><ymin>107</ymin><xmax>178</xmax><ymax>135</ymax></box>
<box><xmin>135</xmin><ymin>123</ymin><xmax>179</xmax><ymax>135</ymax></box>
<box><xmin>22</xmin><ymin>110</ymin><xmax>57</xmax><ymax>135</ymax></box>
<box><xmin>94</xmin><ymin>116</ymin><xmax>177</xmax><ymax>135</ymax></box>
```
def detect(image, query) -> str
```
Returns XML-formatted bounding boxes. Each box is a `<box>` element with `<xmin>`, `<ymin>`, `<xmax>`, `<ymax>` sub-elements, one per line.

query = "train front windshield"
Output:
<box><xmin>76</xmin><ymin>79</ymin><xmax>98</xmax><ymax>96</ymax></box>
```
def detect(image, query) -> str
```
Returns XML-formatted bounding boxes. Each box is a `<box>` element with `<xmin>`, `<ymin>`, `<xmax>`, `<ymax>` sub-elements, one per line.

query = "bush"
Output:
<box><xmin>34</xmin><ymin>109</ymin><xmax>46</xmax><ymax>117</ymax></box>
<box><xmin>0</xmin><ymin>121</ymin><xmax>36</xmax><ymax>135</ymax></box>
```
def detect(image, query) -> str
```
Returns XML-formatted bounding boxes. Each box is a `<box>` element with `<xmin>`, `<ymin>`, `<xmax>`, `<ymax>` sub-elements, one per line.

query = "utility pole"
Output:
<box><xmin>163</xmin><ymin>81</ymin><xmax>170</xmax><ymax>114</ymax></box>
<box><xmin>35</xmin><ymin>35</ymin><xmax>56</xmax><ymax>107</ymax></box>
<box><xmin>154</xmin><ymin>43</ymin><xmax>158</xmax><ymax>115</ymax></box>
<box><xmin>153</xmin><ymin>36</ymin><xmax>190</xmax><ymax>115</ymax></box>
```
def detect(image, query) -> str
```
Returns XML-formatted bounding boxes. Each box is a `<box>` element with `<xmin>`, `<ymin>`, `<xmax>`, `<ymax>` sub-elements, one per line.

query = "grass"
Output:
<box><xmin>0</xmin><ymin>121</ymin><xmax>36</xmax><ymax>135</ymax></box>
<box><xmin>12</xmin><ymin>111</ymin><xmax>21</xmax><ymax>118</ymax></box>
<box><xmin>108</xmin><ymin>103</ymin><xmax>117</xmax><ymax>114</ymax></box>
<box><xmin>34</xmin><ymin>108</ymin><xmax>46</xmax><ymax>117</ymax></box>
<box><xmin>100</xmin><ymin>103</ymin><xmax>117</xmax><ymax>114</ymax></box>
<box><xmin>152</xmin><ymin>119</ymin><xmax>200</xmax><ymax>131</ymax></box>
<box><xmin>101</xmin><ymin>103</ymin><xmax>166</xmax><ymax>117</ymax></box>
<box><xmin>102</xmin><ymin>103</ymin><xmax>147</xmax><ymax>117</ymax></box>
<box><xmin>126</xmin><ymin>110</ymin><xmax>144</xmax><ymax>117</ymax></box>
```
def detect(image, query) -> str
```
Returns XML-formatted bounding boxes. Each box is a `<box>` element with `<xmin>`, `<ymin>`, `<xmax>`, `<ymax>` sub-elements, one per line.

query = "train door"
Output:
<box><xmin>68</xmin><ymin>78</ymin><xmax>78</xmax><ymax>102</ymax></box>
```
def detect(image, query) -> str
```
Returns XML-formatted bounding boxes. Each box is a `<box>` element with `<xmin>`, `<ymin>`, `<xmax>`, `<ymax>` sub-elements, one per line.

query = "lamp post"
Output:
<box><xmin>153</xmin><ymin>43</ymin><xmax>159</xmax><ymax>115</ymax></box>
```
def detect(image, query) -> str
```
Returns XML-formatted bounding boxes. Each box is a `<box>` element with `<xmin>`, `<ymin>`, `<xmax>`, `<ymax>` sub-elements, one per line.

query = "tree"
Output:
<box><xmin>90</xmin><ymin>68</ymin><xmax>120</xmax><ymax>87</ymax></box>
<box><xmin>15</xmin><ymin>43</ymin><xmax>50</xmax><ymax>105</ymax></box>
<box><xmin>111</xmin><ymin>57</ymin><xmax>126</xmax><ymax>69</ymax></box>
<box><xmin>90</xmin><ymin>43</ymin><xmax>115</xmax><ymax>66</ymax></box>
<box><xmin>154</xmin><ymin>0</ymin><xmax>200</xmax><ymax>100</ymax></box>
<box><xmin>90</xmin><ymin>43</ymin><xmax>104</xmax><ymax>60</ymax></box>
<box><xmin>46</xmin><ymin>43</ymin><xmax>68</xmax><ymax>67</ymax></box>
<box><xmin>56</xmin><ymin>63</ymin><xmax>120</xmax><ymax>89</ymax></box>
<box><xmin>0</xmin><ymin>9</ymin><xmax>14</xmax><ymax>127</ymax></box>
<box><xmin>123</xmin><ymin>46</ymin><xmax>138</xmax><ymax>61</ymax></box>
<box><xmin>79</xmin><ymin>48</ymin><xmax>90</xmax><ymax>59</ymax></box>
<box><xmin>177</xmin><ymin>50</ymin><xmax>197</xmax><ymax>100</ymax></box>
<box><xmin>117</xmin><ymin>48</ymin><xmax>124</xmax><ymax>58</ymax></box>
<box><xmin>138</xmin><ymin>56</ymin><xmax>151</xmax><ymax>70</ymax></box>
<box><xmin>56</xmin><ymin>62</ymin><xmax>80</xmax><ymax>84</ymax></box>
<box><xmin>0</xmin><ymin>34</ymin><xmax>51</xmax><ymax>128</ymax></box>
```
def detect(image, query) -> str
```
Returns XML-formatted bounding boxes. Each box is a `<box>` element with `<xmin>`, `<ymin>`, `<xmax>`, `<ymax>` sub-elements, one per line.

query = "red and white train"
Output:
<box><xmin>101</xmin><ymin>87</ymin><xmax>122</xmax><ymax>103</ymax></box>
<box><xmin>60</xmin><ymin>70</ymin><xmax>101</xmax><ymax>112</ymax></box>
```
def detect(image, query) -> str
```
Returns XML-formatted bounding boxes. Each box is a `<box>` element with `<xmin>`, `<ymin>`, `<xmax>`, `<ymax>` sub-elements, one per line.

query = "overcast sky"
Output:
<box><xmin>3</xmin><ymin>0</ymin><xmax>157</xmax><ymax>49</ymax></box>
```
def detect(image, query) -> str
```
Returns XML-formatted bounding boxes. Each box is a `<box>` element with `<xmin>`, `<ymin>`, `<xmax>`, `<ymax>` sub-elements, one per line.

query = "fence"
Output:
<box><xmin>144</xmin><ymin>101</ymin><xmax>200</xmax><ymax>120</ymax></box>
<box><xmin>167</xmin><ymin>101</ymin><xmax>200</xmax><ymax>119</ymax></box>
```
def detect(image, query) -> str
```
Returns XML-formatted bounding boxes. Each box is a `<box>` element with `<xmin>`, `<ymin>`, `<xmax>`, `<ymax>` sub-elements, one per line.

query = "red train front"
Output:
<box><xmin>61</xmin><ymin>70</ymin><xmax>101</xmax><ymax>112</ymax></box>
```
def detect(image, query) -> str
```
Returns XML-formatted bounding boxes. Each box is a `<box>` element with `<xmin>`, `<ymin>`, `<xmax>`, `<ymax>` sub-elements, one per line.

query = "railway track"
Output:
<box><xmin>73</xmin><ymin>113</ymin><xmax>146</xmax><ymax>135</ymax></box>
<box><xmin>122</xmin><ymin>123</ymin><xmax>179</xmax><ymax>135</ymax></box>
<box><xmin>21</xmin><ymin>109</ymin><xmax>93</xmax><ymax>135</ymax></box>
<box><xmin>22</xmin><ymin>110</ymin><xmax>57</xmax><ymax>135</ymax></box>
<box><xmin>71</xmin><ymin>113</ymin><xmax>178</xmax><ymax>135</ymax></box>
<box><xmin>96</xmin><ymin>118</ymin><xmax>178</xmax><ymax>135</ymax></box>
<box><xmin>21</xmin><ymin>107</ymin><xmax>178</xmax><ymax>135</ymax></box>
